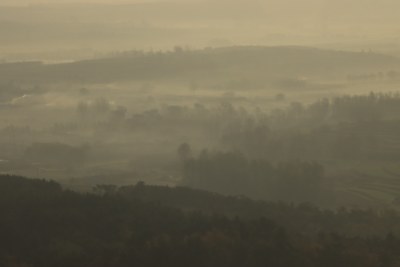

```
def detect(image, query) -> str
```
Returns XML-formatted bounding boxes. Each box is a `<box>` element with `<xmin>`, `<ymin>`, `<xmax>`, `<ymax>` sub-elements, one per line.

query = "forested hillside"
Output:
<box><xmin>2</xmin><ymin>175</ymin><xmax>400</xmax><ymax>267</ymax></box>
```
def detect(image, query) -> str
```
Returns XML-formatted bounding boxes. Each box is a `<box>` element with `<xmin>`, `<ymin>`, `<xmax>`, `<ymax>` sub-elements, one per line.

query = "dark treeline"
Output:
<box><xmin>116</xmin><ymin>182</ymin><xmax>400</xmax><ymax>238</ymax></box>
<box><xmin>75</xmin><ymin>92</ymin><xmax>400</xmax><ymax>138</ymax></box>
<box><xmin>180</xmin><ymin>149</ymin><xmax>327</xmax><ymax>204</ymax></box>
<box><xmin>222</xmin><ymin>92</ymin><xmax>400</xmax><ymax>161</ymax></box>
<box><xmin>2</xmin><ymin>175</ymin><xmax>400</xmax><ymax>267</ymax></box>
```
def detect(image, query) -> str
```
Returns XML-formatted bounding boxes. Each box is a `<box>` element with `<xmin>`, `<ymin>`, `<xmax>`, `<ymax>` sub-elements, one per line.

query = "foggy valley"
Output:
<box><xmin>2</xmin><ymin>1</ymin><xmax>400</xmax><ymax>266</ymax></box>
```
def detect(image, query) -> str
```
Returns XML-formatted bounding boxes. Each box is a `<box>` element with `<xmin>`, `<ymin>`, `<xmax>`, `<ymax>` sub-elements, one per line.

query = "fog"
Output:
<box><xmin>2</xmin><ymin>0</ymin><xmax>400</xmax><ymax>208</ymax></box>
<box><xmin>4</xmin><ymin>1</ymin><xmax>400</xmax><ymax>266</ymax></box>
<box><xmin>1</xmin><ymin>44</ymin><xmax>400</xmax><ymax>210</ymax></box>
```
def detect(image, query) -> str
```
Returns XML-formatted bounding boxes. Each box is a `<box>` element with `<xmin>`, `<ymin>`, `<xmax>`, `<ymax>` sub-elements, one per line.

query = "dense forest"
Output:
<box><xmin>2</xmin><ymin>175</ymin><xmax>400</xmax><ymax>267</ymax></box>
<box><xmin>180</xmin><ymin>149</ymin><xmax>327</xmax><ymax>204</ymax></box>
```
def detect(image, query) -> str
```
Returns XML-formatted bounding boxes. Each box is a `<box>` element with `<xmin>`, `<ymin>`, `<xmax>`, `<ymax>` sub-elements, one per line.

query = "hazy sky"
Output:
<box><xmin>0</xmin><ymin>0</ymin><xmax>175</xmax><ymax>5</ymax></box>
<box><xmin>1</xmin><ymin>0</ymin><xmax>400</xmax><ymax>60</ymax></box>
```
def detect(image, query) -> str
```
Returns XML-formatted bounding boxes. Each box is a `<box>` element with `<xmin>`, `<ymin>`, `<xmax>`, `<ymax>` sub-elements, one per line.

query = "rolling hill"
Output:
<box><xmin>1</xmin><ymin>46</ymin><xmax>399</xmax><ymax>84</ymax></box>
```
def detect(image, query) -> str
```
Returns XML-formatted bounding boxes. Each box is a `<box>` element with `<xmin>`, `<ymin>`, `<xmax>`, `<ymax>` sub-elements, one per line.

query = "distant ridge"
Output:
<box><xmin>1</xmin><ymin>46</ymin><xmax>399</xmax><ymax>84</ymax></box>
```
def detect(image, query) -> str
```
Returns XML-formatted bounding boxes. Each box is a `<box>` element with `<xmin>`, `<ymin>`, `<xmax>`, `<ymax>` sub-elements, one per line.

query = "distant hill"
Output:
<box><xmin>1</xmin><ymin>46</ymin><xmax>399</xmax><ymax>84</ymax></box>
